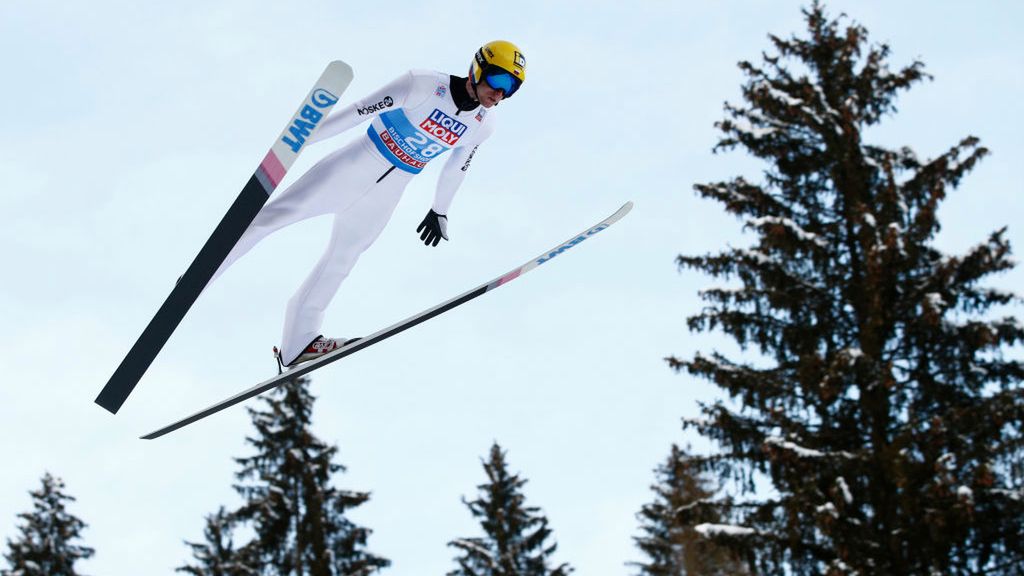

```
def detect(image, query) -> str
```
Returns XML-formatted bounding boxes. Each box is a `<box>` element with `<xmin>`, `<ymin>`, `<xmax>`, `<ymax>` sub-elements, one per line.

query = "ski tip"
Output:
<box><xmin>327</xmin><ymin>60</ymin><xmax>354</xmax><ymax>78</ymax></box>
<box><xmin>607</xmin><ymin>201</ymin><xmax>633</xmax><ymax>222</ymax></box>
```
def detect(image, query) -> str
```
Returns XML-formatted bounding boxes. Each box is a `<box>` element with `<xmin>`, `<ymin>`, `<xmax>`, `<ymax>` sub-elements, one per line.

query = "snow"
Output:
<box><xmin>682</xmin><ymin>416</ymin><xmax>713</xmax><ymax>428</ymax></box>
<box><xmin>748</xmin><ymin>216</ymin><xmax>829</xmax><ymax>248</ymax></box>
<box><xmin>739</xmin><ymin>248</ymin><xmax>778</xmax><ymax>265</ymax></box>
<box><xmin>816</xmin><ymin>502</ymin><xmax>839</xmax><ymax>518</ymax></box>
<box><xmin>956</xmin><ymin>486</ymin><xmax>974</xmax><ymax>501</ymax></box>
<box><xmin>863</xmin><ymin>213</ymin><xmax>877</xmax><ymax>227</ymax></box>
<box><xmin>991</xmin><ymin>488</ymin><xmax>1023</xmax><ymax>502</ymax></box>
<box><xmin>812</xmin><ymin>84</ymin><xmax>840</xmax><ymax>118</ymax></box>
<box><xmin>883</xmin><ymin>223</ymin><xmax>907</xmax><ymax>256</ymax></box>
<box><xmin>764</xmin><ymin>436</ymin><xmax>856</xmax><ymax>460</ymax></box>
<box><xmin>675</xmin><ymin>497</ymin><xmax>713</xmax><ymax>514</ymax></box>
<box><xmin>828</xmin><ymin>559</ymin><xmax>855</xmax><ymax>575</ymax></box>
<box><xmin>836</xmin><ymin>477</ymin><xmax>853</xmax><ymax>504</ymax></box>
<box><xmin>732</xmin><ymin>118</ymin><xmax>778</xmax><ymax>138</ymax></box>
<box><xmin>694</xmin><ymin>523</ymin><xmax>757</xmax><ymax>537</ymax></box>
<box><xmin>765</xmin><ymin>436</ymin><xmax>825</xmax><ymax>458</ymax></box>
<box><xmin>937</xmin><ymin>453</ymin><xmax>957</xmax><ymax>471</ymax></box>
<box><xmin>799</xmin><ymin>104</ymin><xmax>825</xmax><ymax>125</ymax></box>
<box><xmin>925</xmin><ymin>293</ymin><xmax>945</xmax><ymax>309</ymax></box>
<box><xmin>699</xmin><ymin>286</ymin><xmax>747</xmax><ymax>297</ymax></box>
<box><xmin>450</xmin><ymin>539</ymin><xmax>495</xmax><ymax>565</ymax></box>
<box><xmin>754</xmin><ymin>80</ymin><xmax>803</xmax><ymax>107</ymax></box>
<box><xmin>702</xmin><ymin>355</ymin><xmax>741</xmax><ymax>372</ymax></box>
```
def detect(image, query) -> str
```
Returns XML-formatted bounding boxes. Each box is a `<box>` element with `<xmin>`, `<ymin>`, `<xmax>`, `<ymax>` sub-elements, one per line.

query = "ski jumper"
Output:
<box><xmin>210</xmin><ymin>70</ymin><xmax>497</xmax><ymax>364</ymax></box>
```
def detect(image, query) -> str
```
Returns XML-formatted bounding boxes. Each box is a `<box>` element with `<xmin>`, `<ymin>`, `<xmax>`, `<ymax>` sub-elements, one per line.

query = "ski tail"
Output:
<box><xmin>140</xmin><ymin>201</ymin><xmax>633</xmax><ymax>439</ymax></box>
<box><xmin>96</xmin><ymin>61</ymin><xmax>354</xmax><ymax>414</ymax></box>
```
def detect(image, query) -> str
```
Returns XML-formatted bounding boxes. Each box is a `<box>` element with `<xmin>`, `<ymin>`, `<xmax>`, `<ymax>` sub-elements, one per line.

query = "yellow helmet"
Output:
<box><xmin>469</xmin><ymin>40</ymin><xmax>526</xmax><ymax>98</ymax></box>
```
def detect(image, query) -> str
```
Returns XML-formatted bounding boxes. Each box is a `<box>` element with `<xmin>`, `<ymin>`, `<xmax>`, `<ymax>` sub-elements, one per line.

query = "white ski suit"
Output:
<box><xmin>211</xmin><ymin>70</ymin><xmax>496</xmax><ymax>364</ymax></box>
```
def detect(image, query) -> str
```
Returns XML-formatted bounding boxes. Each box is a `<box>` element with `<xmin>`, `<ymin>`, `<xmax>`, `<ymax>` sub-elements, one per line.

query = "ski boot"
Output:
<box><xmin>274</xmin><ymin>335</ymin><xmax>361</xmax><ymax>374</ymax></box>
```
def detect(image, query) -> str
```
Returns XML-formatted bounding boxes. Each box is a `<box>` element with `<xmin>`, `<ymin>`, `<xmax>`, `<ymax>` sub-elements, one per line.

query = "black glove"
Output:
<box><xmin>416</xmin><ymin>209</ymin><xmax>449</xmax><ymax>247</ymax></box>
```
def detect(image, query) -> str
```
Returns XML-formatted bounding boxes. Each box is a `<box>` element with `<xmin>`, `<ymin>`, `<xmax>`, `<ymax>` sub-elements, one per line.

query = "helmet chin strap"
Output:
<box><xmin>469</xmin><ymin>78</ymin><xmax>480</xmax><ymax>101</ymax></box>
<box><xmin>469</xmin><ymin>79</ymin><xmax>501</xmax><ymax>107</ymax></box>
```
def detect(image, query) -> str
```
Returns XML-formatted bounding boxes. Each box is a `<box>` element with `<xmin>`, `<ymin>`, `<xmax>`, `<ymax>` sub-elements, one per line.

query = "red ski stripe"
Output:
<box><xmin>492</xmin><ymin>269</ymin><xmax>522</xmax><ymax>288</ymax></box>
<box><xmin>259</xmin><ymin>150</ymin><xmax>288</xmax><ymax>189</ymax></box>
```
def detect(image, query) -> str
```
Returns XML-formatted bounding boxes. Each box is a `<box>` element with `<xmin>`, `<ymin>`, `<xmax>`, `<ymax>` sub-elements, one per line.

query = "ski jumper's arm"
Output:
<box><xmin>309</xmin><ymin>71</ymin><xmax>415</xmax><ymax>144</ymax></box>
<box><xmin>432</xmin><ymin>119</ymin><xmax>496</xmax><ymax>215</ymax></box>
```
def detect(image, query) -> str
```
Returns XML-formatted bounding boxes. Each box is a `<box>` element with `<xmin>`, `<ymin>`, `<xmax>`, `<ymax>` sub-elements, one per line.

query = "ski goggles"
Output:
<box><xmin>483</xmin><ymin>70</ymin><xmax>522</xmax><ymax>98</ymax></box>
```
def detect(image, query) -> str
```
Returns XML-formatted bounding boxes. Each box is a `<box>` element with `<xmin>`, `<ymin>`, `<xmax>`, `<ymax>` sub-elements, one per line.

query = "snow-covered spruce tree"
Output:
<box><xmin>630</xmin><ymin>444</ymin><xmax>747</xmax><ymax>576</ymax></box>
<box><xmin>3</xmin><ymin>472</ymin><xmax>95</xmax><ymax>576</ymax></box>
<box><xmin>227</xmin><ymin>376</ymin><xmax>389</xmax><ymax>576</ymax></box>
<box><xmin>177</xmin><ymin>507</ymin><xmax>253</xmax><ymax>576</ymax></box>
<box><xmin>669</xmin><ymin>3</ymin><xmax>1024</xmax><ymax>574</ymax></box>
<box><xmin>448</xmin><ymin>443</ymin><xmax>572</xmax><ymax>576</ymax></box>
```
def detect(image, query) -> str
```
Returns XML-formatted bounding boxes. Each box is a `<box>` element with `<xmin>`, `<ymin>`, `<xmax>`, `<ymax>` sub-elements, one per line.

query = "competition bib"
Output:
<box><xmin>368</xmin><ymin>109</ymin><xmax>467</xmax><ymax>173</ymax></box>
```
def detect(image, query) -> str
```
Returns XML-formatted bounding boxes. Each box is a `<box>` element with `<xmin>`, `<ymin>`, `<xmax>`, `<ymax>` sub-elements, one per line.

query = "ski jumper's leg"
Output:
<box><xmin>208</xmin><ymin>140</ymin><xmax>370</xmax><ymax>286</ymax></box>
<box><xmin>279</xmin><ymin>167</ymin><xmax>412</xmax><ymax>363</ymax></box>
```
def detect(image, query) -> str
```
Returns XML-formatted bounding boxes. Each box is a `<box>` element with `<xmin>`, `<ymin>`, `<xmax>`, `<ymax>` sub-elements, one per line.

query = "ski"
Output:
<box><xmin>96</xmin><ymin>61</ymin><xmax>355</xmax><ymax>414</ymax></box>
<box><xmin>141</xmin><ymin>201</ymin><xmax>634</xmax><ymax>439</ymax></box>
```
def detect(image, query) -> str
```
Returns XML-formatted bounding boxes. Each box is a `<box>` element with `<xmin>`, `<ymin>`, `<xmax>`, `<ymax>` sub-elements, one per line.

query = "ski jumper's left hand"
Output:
<box><xmin>416</xmin><ymin>210</ymin><xmax>449</xmax><ymax>246</ymax></box>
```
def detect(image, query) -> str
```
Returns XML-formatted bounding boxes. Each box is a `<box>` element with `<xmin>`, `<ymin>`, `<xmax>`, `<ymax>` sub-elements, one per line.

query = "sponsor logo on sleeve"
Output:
<box><xmin>460</xmin><ymin>145</ymin><xmax>478</xmax><ymax>172</ymax></box>
<box><xmin>418</xmin><ymin>109</ymin><xmax>467</xmax><ymax>145</ymax></box>
<box><xmin>357</xmin><ymin>96</ymin><xmax>395</xmax><ymax>116</ymax></box>
<box><xmin>435</xmin><ymin>84</ymin><xmax>448</xmax><ymax>98</ymax></box>
<box><xmin>281</xmin><ymin>88</ymin><xmax>339</xmax><ymax>153</ymax></box>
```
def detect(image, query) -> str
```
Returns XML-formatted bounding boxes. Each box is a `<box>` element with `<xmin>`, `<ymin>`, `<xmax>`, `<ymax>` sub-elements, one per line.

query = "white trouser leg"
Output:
<box><xmin>208</xmin><ymin>140</ymin><xmax>384</xmax><ymax>286</ymax></box>
<box><xmin>279</xmin><ymin>175</ymin><xmax>407</xmax><ymax>364</ymax></box>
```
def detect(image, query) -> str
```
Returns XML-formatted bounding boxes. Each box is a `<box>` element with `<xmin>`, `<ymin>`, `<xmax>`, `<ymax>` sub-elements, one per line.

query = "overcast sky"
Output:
<box><xmin>2</xmin><ymin>1</ymin><xmax>1021</xmax><ymax>574</ymax></box>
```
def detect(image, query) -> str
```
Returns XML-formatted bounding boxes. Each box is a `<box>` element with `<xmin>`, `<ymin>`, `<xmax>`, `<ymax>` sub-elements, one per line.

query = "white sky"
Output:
<box><xmin>1</xmin><ymin>1</ymin><xmax>1021</xmax><ymax>574</ymax></box>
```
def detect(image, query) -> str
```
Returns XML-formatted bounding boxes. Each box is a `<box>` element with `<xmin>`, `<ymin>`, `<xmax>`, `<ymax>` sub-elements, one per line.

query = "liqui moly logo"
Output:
<box><xmin>535</xmin><ymin>224</ymin><xmax>610</xmax><ymax>265</ymax></box>
<box><xmin>419</xmin><ymin>109</ymin><xmax>467</xmax><ymax>145</ymax></box>
<box><xmin>281</xmin><ymin>88</ymin><xmax>339</xmax><ymax>153</ymax></box>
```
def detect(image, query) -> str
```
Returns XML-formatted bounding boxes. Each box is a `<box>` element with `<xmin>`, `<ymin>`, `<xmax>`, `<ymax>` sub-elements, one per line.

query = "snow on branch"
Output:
<box><xmin>748</xmin><ymin>216</ymin><xmax>830</xmax><ymax>248</ymax></box>
<box><xmin>753</xmin><ymin>80</ymin><xmax>803</xmax><ymax>107</ymax></box>
<box><xmin>730</xmin><ymin>118</ymin><xmax>779</xmax><ymax>139</ymax></box>
<box><xmin>449</xmin><ymin>538</ymin><xmax>496</xmax><ymax>567</ymax></box>
<box><xmin>836</xmin><ymin>477</ymin><xmax>854</xmax><ymax>505</ymax></box>
<box><xmin>675</xmin><ymin>497</ymin><xmax>715</xmax><ymax>515</ymax></box>
<box><xmin>694</xmin><ymin>523</ymin><xmax>758</xmax><ymax>537</ymax></box>
<box><xmin>764</xmin><ymin>436</ymin><xmax>856</xmax><ymax>460</ymax></box>
<box><xmin>990</xmin><ymin>488</ymin><xmax>1022</xmax><ymax>502</ymax></box>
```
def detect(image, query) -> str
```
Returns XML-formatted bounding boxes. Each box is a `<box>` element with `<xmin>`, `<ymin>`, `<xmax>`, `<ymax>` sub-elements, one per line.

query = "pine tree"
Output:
<box><xmin>3</xmin><ymin>472</ymin><xmax>95</xmax><ymax>576</ymax></box>
<box><xmin>669</xmin><ymin>2</ymin><xmax>1024</xmax><ymax>574</ymax></box>
<box><xmin>177</xmin><ymin>507</ymin><xmax>253</xmax><ymax>576</ymax></box>
<box><xmin>631</xmin><ymin>445</ymin><xmax>747</xmax><ymax>576</ymax></box>
<box><xmin>182</xmin><ymin>376</ymin><xmax>389</xmax><ymax>576</ymax></box>
<box><xmin>448</xmin><ymin>443</ymin><xmax>572</xmax><ymax>576</ymax></box>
